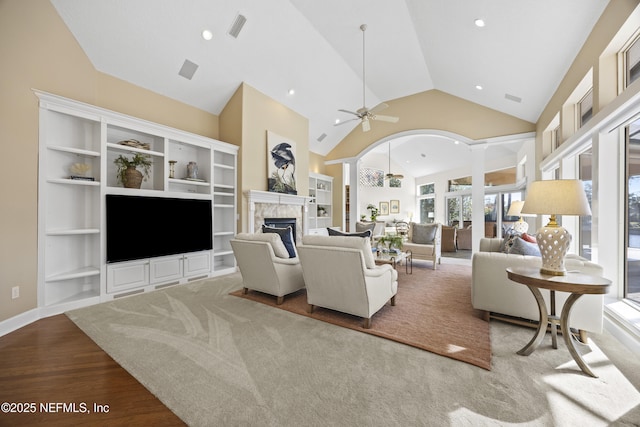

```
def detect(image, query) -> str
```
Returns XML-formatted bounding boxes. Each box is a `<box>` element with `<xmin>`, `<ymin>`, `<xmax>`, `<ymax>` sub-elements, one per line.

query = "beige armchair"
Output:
<box><xmin>402</xmin><ymin>223</ymin><xmax>442</xmax><ymax>270</ymax></box>
<box><xmin>298</xmin><ymin>235</ymin><xmax>398</xmax><ymax>328</ymax></box>
<box><xmin>230</xmin><ymin>233</ymin><xmax>305</xmax><ymax>305</ymax></box>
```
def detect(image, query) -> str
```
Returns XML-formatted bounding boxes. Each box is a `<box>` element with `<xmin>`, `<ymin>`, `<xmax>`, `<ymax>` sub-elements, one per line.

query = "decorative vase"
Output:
<box><xmin>187</xmin><ymin>161</ymin><xmax>198</xmax><ymax>179</ymax></box>
<box><xmin>123</xmin><ymin>166</ymin><xmax>143</xmax><ymax>189</ymax></box>
<box><xmin>168</xmin><ymin>160</ymin><xmax>177</xmax><ymax>179</ymax></box>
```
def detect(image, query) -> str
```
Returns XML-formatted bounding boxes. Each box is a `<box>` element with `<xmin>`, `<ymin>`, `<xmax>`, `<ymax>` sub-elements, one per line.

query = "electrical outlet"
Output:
<box><xmin>11</xmin><ymin>286</ymin><xmax>19</xmax><ymax>299</ymax></box>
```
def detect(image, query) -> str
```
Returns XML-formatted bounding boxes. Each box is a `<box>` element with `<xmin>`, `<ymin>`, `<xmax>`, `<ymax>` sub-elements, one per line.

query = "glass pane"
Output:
<box><xmin>462</xmin><ymin>196</ymin><xmax>472</xmax><ymax>222</ymax></box>
<box><xmin>579</xmin><ymin>149</ymin><xmax>592</xmax><ymax>260</ymax></box>
<box><xmin>419</xmin><ymin>183</ymin><xmax>434</xmax><ymax>195</ymax></box>
<box><xmin>627</xmin><ymin>122</ymin><xmax>640</xmax><ymax>305</ymax></box>
<box><xmin>484</xmin><ymin>195</ymin><xmax>497</xmax><ymax>222</ymax></box>
<box><xmin>502</xmin><ymin>192</ymin><xmax>523</xmax><ymax>222</ymax></box>
<box><xmin>419</xmin><ymin>197</ymin><xmax>435</xmax><ymax>223</ymax></box>
<box><xmin>447</xmin><ymin>197</ymin><xmax>460</xmax><ymax>226</ymax></box>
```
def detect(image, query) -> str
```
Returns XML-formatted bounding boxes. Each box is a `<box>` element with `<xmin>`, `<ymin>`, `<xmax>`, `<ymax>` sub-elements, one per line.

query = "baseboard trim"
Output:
<box><xmin>0</xmin><ymin>308</ymin><xmax>40</xmax><ymax>337</ymax></box>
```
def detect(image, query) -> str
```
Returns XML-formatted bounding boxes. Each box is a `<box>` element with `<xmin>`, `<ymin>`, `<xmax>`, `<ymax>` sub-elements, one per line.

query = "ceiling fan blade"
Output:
<box><xmin>369</xmin><ymin>102</ymin><xmax>389</xmax><ymax>115</ymax></box>
<box><xmin>362</xmin><ymin>118</ymin><xmax>371</xmax><ymax>132</ymax></box>
<box><xmin>374</xmin><ymin>114</ymin><xmax>399</xmax><ymax>123</ymax></box>
<box><xmin>334</xmin><ymin>117</ymin><xmax>359</xmax><ymax>126</ymax></box>
<box><xmin>338</xmin><ymin>109</ymin><xmax>361</xmax><ymax>117</ymax></box>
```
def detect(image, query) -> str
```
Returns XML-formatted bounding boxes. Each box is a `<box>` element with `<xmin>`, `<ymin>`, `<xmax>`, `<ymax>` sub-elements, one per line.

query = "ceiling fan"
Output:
<box><xmin>386</xmin><ymin>141</ymin><xmax>404</xmax><ymax>180</ymax></box>
<box><xmin>335</xmin><ymin>24</ymin><xmax>399</xmax><ymax>132</ymax></box>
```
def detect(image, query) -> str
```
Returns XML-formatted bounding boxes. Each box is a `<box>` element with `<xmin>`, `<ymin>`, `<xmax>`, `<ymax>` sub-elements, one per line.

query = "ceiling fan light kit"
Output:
<box><xmin>386</xmin><ymin>142</ymin><xmax>404</xmax><ymax>180</ymax></box>
<box><xmin>335</xmin><ymin>24</ymin><xmax>399</xmax><ymax>132</ymax></box>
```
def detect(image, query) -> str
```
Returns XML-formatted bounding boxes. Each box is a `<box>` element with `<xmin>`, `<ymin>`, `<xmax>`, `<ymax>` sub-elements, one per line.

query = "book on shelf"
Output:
<box><xmin>70</xmin><ymin>175</ymin><xmax>95</xmax><ymax>181</ymax></box>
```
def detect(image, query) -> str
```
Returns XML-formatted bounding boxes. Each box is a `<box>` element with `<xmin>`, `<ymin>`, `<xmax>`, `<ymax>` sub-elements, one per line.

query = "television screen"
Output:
<box><xmin>106</xmin><ymin>195</ymin><xmax>213</xmax><ymax>263</ymax></box>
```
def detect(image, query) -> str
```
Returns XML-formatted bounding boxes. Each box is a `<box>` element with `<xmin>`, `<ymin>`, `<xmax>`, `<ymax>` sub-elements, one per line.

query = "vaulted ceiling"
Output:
<box><xmin>51</xmin><ymin>0</ymin><xmax>608</xmax><ymax>175</ymax></box>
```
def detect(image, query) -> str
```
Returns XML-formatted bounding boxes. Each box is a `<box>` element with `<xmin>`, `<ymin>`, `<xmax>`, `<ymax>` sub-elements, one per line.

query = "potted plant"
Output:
<box><xmin>378</xmin><ymin>234</ymin><xmax>404</xmax><ymax>254</ymax></box>
<box><xmin>366</xmin><ymin>204</ymin><xmax>379</xmax><ymax>222</ymax></box>
<box><xmin>114</xmin><ymin>153</ymin><xmax>152</xmax><ymax>189</ymax></box>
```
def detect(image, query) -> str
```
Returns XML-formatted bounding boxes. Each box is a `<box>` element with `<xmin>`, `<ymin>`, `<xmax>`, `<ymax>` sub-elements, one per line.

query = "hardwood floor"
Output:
<box><xmin>0</xmin><ymin>314</ymin><xmax>185</xmax><ymax>426</ymax></box>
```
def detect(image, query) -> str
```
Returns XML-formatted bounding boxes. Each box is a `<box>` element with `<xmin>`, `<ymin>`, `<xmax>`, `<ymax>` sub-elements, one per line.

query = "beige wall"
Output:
<box><xmin>535</xmin><ymin>0</ymin><xmax>640</xmax><ymax>173</ymax></box>
<box><xmin>0</xmin><ymin>0</ymin><xmax>220</xmax><ymax>322</ymax></box>
<box><xmin>235</xmin><ymin>83</ymin><xmax>310</xmax><ymax>233</ymax></box>
<box><xmin>326</xmin><ymin>89</ymin><xmax>535</xmax><ymax>161</ymax></box>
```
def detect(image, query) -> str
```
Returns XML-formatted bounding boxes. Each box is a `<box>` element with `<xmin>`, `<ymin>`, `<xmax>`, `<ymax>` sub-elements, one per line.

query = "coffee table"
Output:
<box><xmin>375</xmin><ymin>250</ymin><xmax>412</xmax><ymax>274</ymax></box>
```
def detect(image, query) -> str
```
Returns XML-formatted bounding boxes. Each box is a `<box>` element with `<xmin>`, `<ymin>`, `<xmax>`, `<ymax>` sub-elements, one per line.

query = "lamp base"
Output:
<box><xmin>512</xmin><ymin>219</ymin><xmax>529</xmax><ymax>234</ymax></box>
<box><xmin>535</xmin><ymin>225</ymin><xmax>572</xmax><ymax>276</ymax></box>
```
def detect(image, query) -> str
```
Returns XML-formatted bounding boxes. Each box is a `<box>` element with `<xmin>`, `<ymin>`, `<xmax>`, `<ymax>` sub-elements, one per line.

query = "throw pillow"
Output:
<box><xmin>411</xmin><ymin>223</ymin><xmax>438</xmax><ymax>244</ymax></box>
<box><xmin>355</xmin><ymin>222</ymin><xmax>376</xmax><ymax>234</ymax></box>
<box><xmin>327</xmin><ymin>228</ymin><xmax>372</xmax><ymax>238</ymax></box>
<box><xmin>522</xmin><ymin>233</ymin><xmax>537</xmax><ymax>244</ymax></box>
<box><xmin>500</xmin><ymin>229</ymin><xmax>522</xmax><ymax>253</ymax></box>
<box><xmin>507</xmin><ymin>236</ymin><xmax>541</xmax><ymax>256</ymax></box>
<box><xmin>235</xmin><ymin>232</ymin><xmax>290</xmax><ymax>259</ymax></box>
<box><xmin>262</xmin><ymin>225</ymin><xmax>296</xmax><ymax>258</ymax></box>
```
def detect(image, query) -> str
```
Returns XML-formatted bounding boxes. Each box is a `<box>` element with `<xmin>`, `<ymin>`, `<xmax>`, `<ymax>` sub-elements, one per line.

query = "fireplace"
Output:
<box><xmin>245</xmin><ymin>190</ymin><xmax>311</xmax><ymax>243</ymax></box>
<box><xmin>264</xmin><ymin>218</ymin><xmax>297</xmax><ymax>242</ymax></box>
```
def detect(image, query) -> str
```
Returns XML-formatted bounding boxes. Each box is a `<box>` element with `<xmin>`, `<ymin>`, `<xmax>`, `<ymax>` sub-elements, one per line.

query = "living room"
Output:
<box><xmin>2</xmin><ymin>0</ymin><xmax>640</xmax><ymax>425</ymax></box>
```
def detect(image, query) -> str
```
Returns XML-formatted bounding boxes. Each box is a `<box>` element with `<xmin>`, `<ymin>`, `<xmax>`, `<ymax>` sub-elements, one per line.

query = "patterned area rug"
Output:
<box><xmin>231</xmin><ymin>262</ymin><xmax>492</xmax><ymax>370</ymax></box>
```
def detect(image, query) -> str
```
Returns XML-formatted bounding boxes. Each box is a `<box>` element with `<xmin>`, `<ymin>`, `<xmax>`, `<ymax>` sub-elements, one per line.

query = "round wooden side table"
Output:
<box><xmin>506</xmin><ymin>266</ymin><xmax>611</xmax><ymax>377</ymax></box>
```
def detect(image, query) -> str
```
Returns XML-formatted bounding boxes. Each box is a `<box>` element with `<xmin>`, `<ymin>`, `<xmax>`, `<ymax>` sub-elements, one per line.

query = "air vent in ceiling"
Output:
<box><xmin>228</xmin><ymin>14</ymin><xmax>247</xmax><ymax>38</ymax></box>
<box><xmin>178</xmin><ymin>59</ymin><xmax>199</xmax><ymax>80</ymax></box>
<box><xmin>317</xmin><ymin>133</ymin><xmax>327</xmax><ymax>142</ymax></box>
<box><xmin>505</xmin><ymin>93</ymin><xmax>522</xmax><ymax>103</ymax></box>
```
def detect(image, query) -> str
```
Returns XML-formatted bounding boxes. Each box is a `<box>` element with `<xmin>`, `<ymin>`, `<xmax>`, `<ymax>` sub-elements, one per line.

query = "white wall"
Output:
<box><xmin>415</xmin><ymin>149</ymin><xmax>526</xmax><ymax>225</ymax></box>
<box><xmin>358</xmin><ymin>153</ymin><xmax>416</xmax><ymax>223</ymax></box>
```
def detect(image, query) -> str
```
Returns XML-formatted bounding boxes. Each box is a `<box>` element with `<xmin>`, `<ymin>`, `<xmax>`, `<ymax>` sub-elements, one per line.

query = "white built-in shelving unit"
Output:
<box><xmin>308</xmin><ymin>172</ymin><xmax>333</xmax><ymax>232</ymax></box>
<box><xmin>36</xmin><ymin>90</ymin><xmax>238</xmax><ymax>315</ymax></box>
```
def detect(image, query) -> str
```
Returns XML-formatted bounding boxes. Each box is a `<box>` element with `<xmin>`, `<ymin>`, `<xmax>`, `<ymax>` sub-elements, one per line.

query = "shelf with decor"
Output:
<box><xmin>308</xmin><ymin>172</ymin><xmax>333</xmax><ymax>232</ymax></box>
<box><xmin>36</xmin><ymin>90</ymin><xmax>238</xmax><ymax>316</ymax></box>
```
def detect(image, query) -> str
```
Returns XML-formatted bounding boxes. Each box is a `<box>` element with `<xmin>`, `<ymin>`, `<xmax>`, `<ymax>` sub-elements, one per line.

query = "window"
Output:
<box><xmin>626</xmin><ymin>120</ymin><xmax>640</xmax><ymax>306</ymax></box>
<box><xmin>418</xmin><ymin>183</ymin><xmax>435</xmax><ymax>223</ymax></box>
<box><xmin>579</xmin><ymin>149</ymin><xmax>592</xmax><ymax>260</ymax></box>
<box><xmin>579</xmin><ymin>89</ymin><xmax>593</xmax><ymax>128</ymax></box>
<box><xmin>446</xmin><ymin>195</ymin><xmax>472</xmax><ymax>227</ymax></box>
<box><xmin>625</xmin><ymin>34</ymin><xmax>640</xmax><ymax>87</ymax></box>
<box><xmin>551</xmin><ymin>125</ymin><xmax>561</xmax><ymax>151</ymax></box>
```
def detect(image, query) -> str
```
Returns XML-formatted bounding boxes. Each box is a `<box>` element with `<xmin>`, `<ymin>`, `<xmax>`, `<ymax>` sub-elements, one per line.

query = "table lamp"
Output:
<box><xmin>520</xmin><ymin>180</ymin><xmax>591</xmax><ymax>276</ymax></box>
<box><xmin>506</xmin><ymin>200</ymin><xmax>528</xmax><ymax>233</ymax></box>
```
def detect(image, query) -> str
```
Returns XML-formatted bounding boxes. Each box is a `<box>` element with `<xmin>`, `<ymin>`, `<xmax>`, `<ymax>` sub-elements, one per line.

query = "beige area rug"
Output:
<box><xmin>231</xmin><ymin>262</ymin><xmax>492</xmax><ymax>370</ymax></box>
<box><xmin>66</xmin><ymin>268</ymin><xmax>640</xmax><ymax>426</ymax></box>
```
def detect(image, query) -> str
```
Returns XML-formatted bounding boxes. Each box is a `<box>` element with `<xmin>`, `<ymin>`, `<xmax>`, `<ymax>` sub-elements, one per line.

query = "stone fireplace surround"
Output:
<box><xmin>245</xmin><ymin>190</ymin><xmax>311</xmax><ymax>243</ymax></box>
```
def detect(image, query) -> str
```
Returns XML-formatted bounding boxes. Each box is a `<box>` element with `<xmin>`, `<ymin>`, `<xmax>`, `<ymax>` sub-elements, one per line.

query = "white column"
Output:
<box><xmin>471</xmin><ymin>145</ymin><xmax>486</xmax><ymax>252</ymax></box>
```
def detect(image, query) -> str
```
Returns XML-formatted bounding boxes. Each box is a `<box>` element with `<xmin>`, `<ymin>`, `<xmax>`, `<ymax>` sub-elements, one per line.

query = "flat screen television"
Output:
<box><xmin>106</xmin><ymin>194</ymin><xmax>213</xmax><ymax>263</ymax></box>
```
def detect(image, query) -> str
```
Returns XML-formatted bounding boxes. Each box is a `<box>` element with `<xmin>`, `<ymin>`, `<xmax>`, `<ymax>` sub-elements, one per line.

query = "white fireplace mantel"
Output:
<box><xmin>245</xmin><ymin>190</ymin><xmax>311</xmax><ymax>238</ymax></box>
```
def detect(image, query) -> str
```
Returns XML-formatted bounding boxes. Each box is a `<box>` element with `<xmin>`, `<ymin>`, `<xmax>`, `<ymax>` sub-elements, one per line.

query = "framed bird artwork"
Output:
<box><xmin>267</xmin><ymin>131</ymin><xmax>297</xmax><ymax>195</ymax></box>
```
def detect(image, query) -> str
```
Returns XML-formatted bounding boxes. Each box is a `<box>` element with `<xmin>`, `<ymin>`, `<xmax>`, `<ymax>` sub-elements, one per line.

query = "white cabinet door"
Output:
<box><xmin>107</xmin><ymin>260</ymin><xmax>150</xmax><ymax>293</ymax></box>
<box><xmin>184</xmin><ymin>251</ymin><xmax>211</xmax><ymax>277</ymax></box>
<box><xmin>150</xmin><ymin>255</ymin><xmax>184</xmax><ymax>284</ymax></box>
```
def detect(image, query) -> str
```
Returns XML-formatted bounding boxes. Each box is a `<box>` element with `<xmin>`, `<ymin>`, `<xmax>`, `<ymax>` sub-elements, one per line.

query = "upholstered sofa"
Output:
<box><xmin>401</xmin><ymin>222</ymin><xmax>442</xmax><ymax>270</ymax></box>
<box><xmin>471</xmin><ymin>237</ymin><xmax>604</xmax><ymax>334</ymax></box>
<box><xmin>297</xmin><ymin>234</ymin><xmax>398</xmax><ymax>328</ymax></box>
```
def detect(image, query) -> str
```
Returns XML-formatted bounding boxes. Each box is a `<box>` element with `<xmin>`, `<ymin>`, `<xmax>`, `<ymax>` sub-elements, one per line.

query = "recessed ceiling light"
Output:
<box><xmin>201</xmin><ymin>29</ymin><xmax>213</xmax><ymax>41</ymax></box>
<box><xmin>474</xmin><ymin>19</ymin><xmax>485</xmax><ymax>27</ymax></box>
<box><xmin>475</xmin><ymin>85</ymin><xmax>483</xmax><ymax>90</ymax></box>
<box><xmin>454</xmin><ymin>140</ymin><xmax>460</xmax><ymax>145</ymax></box>
<box><xmin>288</xmin><ymin>88</ymin><xmax>295</xmax><ymax>95</ymax></box>
<box><xmin>335</xmin><ymin>118</ymin><xmax>340</xmax><ymax>124</ymax></box>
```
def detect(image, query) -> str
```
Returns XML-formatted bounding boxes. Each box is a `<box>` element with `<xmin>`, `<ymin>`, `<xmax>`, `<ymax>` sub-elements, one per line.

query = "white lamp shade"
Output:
<box><xmin>521</xmin><ymin>180</ymin><xmax>591</xmax><ymax>217</ymax></box>
<box><xmin>507</xmin><ymin>200</ymin><xmax>525</xmax><ymax>217</ymax></box>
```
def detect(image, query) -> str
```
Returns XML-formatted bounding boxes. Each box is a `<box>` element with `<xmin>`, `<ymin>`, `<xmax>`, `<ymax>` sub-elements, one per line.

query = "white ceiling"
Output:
<box><xmin>50</xmin><ymin>0</ymin><xmax>608</xmax><ymax>176</ymax></box>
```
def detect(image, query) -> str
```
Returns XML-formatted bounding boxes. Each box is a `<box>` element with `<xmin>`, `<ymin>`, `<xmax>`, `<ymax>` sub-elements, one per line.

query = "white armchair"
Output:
<box><xmin>297</xmin><ymin>235</ymin><xmax>398</xmax><ymax>328</ymax></box>
<box><xmin>230</xmin><ymin>233</ymin><xmax>305</xmax><ymax>305</ymax></box>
